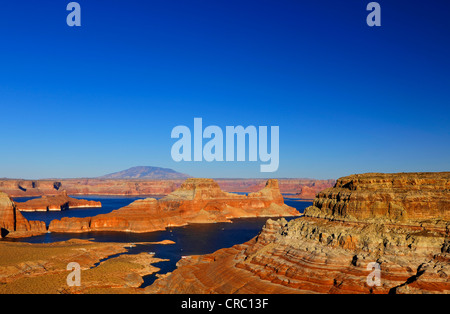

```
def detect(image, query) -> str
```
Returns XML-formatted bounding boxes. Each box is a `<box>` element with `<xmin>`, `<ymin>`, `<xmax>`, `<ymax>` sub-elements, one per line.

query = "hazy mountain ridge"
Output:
<box><xmin>98</xmin><ymin>166</ymin><xmax>191</xmax><ymax>180</ymax></box>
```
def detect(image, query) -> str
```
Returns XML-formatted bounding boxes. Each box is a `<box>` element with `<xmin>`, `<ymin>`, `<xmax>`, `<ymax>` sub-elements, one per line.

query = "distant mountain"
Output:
<box><xmin>98</xmin><ymin>166</ymin><xmax>191</xmax><ymax>180</ymax></box>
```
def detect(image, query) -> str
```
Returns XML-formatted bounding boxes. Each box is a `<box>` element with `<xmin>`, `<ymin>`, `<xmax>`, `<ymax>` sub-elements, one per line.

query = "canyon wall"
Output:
<box><xmin>0</xmin><ymin>178</ymin><xmax>334</xmax><ymax>199</ymax></box>
<box><xmin>48</xmin><ymin>179</ymin><xmax>299</xmax><ymax>233</ymax></box>
<box><xmin>147</xmin><ymin>172</ymin><xmax>450</xmax><ymax>294</ymax></box>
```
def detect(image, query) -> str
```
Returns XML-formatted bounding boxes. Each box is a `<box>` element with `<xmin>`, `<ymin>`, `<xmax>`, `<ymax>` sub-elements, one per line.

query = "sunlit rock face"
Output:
<box><xmin>15</xmin><ymin>190</ymin><xmax>101</xmax><ymax>212</ymax></box>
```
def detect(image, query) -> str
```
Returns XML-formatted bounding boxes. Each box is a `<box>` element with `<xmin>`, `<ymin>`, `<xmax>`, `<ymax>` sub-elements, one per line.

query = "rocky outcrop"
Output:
<box><xmin>49</xmin><ymin>178</ymin><xmax>299</xmax><ymax>233</ymax></box>
<box><xmin>0</xmin><ymin>192</ymin><xmax>46</xmax><ymax>238</ymax></box>
<box><xmin>0</xmin><ymin>178</ymin><xmax>334</xmax><ymax>198</ymax></box>
<box><xmin>147</xmin><ymin>172</ymin><xmax>450</xmax><ymax>294</ymax></box>
<box><xmin>15</xmin><ymin>191</ymin><xmax>101</xmax><ymax>212</ymax></box>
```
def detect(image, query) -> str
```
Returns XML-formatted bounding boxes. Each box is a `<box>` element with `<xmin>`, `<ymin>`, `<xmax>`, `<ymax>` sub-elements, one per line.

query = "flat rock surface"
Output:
<box><xmin>15</xmin><ymin>190</ymin><xmax>101</xmax><ymax>212</ymax></box>
<box><xmin>0</xmin><ymin>239</ymin><xmax>169</xmax><ymax>294</ymax></box>
<box><xmin>48</xmin><ymin>178</ymin><xmax>300</xmax><ymax>233</ymax></box>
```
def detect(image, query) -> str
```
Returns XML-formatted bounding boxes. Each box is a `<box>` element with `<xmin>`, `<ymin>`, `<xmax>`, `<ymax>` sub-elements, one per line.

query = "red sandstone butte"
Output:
<box><xmin>48</xmin><ymin>178</ymin><xmax>299</xmax><ymax>233</ymax></box>
<box><xmin>0</xmin><ymin>192</ymin><xmax>46</xmax><ymax>238</ymax></box>
<box><xmin>15</xmin><ymin>191</ymin><xmax>101</xmax><ymax>212</ymax></box>
<box><xmin>147</xmin><ymin>172</ymin><xmax>450</xmax><ymax>294</ymax></box>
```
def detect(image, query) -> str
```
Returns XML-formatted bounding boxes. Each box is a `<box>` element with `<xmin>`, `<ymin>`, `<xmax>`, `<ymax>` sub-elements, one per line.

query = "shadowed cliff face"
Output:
<box><xmin>48</xmin><ymin>178</ymin><xmax>299</xmax><ymax>233</ymax></box>
<box><xmin>0</xmin><ymin>192</ymin><xmax>46</xmax><ymax>238</ymax></box>
<box><xmin>147</xmin><ymin>172</ymin><xmax>450</xmax><ymax>294</ymax></box>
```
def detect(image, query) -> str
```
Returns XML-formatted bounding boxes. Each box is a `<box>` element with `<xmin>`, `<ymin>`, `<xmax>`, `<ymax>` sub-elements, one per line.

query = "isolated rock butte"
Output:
<box><xmin>0</xmin><ymin>192</ymin><xmax>46</xmax><ymax>238</ymax></box>
<box><xmin>147</xmin><ymin>172</ymin><xmax>450</xmax><ymax>294</ymax></box>
<box><xmin>15</xmin><ymin>191</ymin><xmax>101</xmax><ymax>212</ymax></box>
<box><xmin>48</xmin><ymin>178</ymin><xmax>299</xmax><ymax>233</ymax></box>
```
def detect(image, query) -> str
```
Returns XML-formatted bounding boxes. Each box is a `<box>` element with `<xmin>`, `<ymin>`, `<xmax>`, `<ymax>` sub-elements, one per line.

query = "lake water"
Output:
<box><xmin>14</xmin><ymin>195</ymin><xmax>160</xmax><ymax>226</ymax></box>
<box><xmin>11</xmin><ymin>195</ymin><xmax>311</xmax><ymax>287</ymax></box>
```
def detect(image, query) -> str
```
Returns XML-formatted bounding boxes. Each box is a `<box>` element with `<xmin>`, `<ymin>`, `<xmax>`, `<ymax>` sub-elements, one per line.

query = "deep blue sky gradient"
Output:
<box><xmin>0</xmin><ymin>0</ymin><xmax>449</xmax><ymax>179</ymax></box>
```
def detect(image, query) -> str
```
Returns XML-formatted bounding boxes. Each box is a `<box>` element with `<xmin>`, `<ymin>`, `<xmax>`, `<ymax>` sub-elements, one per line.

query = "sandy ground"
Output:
<box><xmin>0</xmin><ymin>239</ymin><xmax>172</xmax><ymax>294</ymax></box>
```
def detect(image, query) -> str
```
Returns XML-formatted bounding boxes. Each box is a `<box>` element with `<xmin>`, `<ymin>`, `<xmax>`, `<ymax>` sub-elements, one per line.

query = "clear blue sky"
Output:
<box><xmin>0</xmin><ymin>0</ymin><xmax>449</xmax><ymax>179</ymax></box>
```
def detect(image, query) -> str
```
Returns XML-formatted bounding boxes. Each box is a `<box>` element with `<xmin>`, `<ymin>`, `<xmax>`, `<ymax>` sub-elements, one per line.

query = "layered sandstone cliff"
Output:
<box><xmin>15</xmin><ymin>191</ymin><xmax>101</xmax><ymax>212</ymax></box>
<box><xmin>147</xmin><ymin>172</ymin><xmax>450</xmax><ymax>294</ymax></box>
<box><xmin>0</xmin><ymin>192</ymin><xmax>46</xmax><ymax>238</ymax></box>
<box><xmin>48</xmin><ymin>179</ymin><xmax>299</xmax><ymax>233</ymax></box>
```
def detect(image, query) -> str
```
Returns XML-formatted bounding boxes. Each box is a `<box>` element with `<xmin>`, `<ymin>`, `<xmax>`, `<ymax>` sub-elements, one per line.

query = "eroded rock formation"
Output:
<box><xmin>48</xmin><ymin>178</ymin><xmax>299</xmax><ymax>233</ymax></box>
<box><xmin>0</xmin><ymin>192</ymin><xmax>46</xmax><ymax>238</ymax></box>
<box><xmin>15</xmin><ymin>191</ymin><xmax>101</xmax><ymax>212</ymax></box>
<box><xmin>147</xmin><ymin>172</ymin><xmax>450</xmax><ymax>294</ymax></box>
